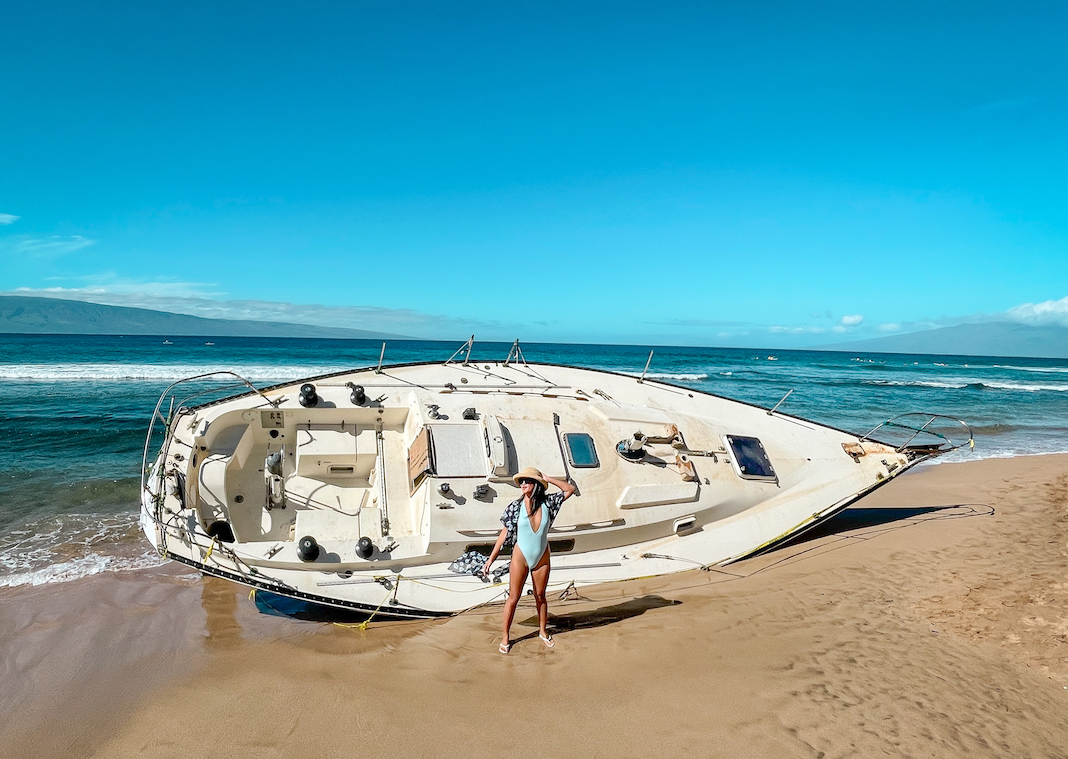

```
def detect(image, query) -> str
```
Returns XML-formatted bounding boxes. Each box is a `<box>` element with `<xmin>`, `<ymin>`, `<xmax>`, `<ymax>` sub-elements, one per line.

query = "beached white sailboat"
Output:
<box><xmin>140</xmin><ymin>340</ymin><xmax>971</xmax><ymax>620</ymax></box>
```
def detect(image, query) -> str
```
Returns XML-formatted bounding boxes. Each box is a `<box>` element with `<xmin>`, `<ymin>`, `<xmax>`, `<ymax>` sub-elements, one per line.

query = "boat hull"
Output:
<box><xmin>140</xmin><ymin>360</ymin><xmax>936</xmax><ymax>619</ymax></box>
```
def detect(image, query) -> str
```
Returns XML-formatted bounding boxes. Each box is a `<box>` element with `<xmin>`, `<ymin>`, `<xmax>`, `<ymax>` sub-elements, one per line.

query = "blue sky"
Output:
<box><xmin>2</xmin><ymin>1</ymin><xmax>1067</xmax><ymax>346</ymax></box>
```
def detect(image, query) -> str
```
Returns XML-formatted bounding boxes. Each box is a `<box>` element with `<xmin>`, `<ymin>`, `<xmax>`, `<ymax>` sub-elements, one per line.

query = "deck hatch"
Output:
<box><xmin>725</xmin><ymin>435</ymin><xmax>776</xmax><ymax>480</ymax></box>
<box><xmin>563</xmin><ymin>432</ymin><xmax>599</xmax><ymax>468</ymax></box>
<box><xmin>429</xmin><ymin>425</ymin><xmax>487</xmax><ymax>477</ymax></box>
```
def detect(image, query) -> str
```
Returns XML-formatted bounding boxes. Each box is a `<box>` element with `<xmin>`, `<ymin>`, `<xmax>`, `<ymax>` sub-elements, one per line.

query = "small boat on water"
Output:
<box><xmin>140</xmin><ymin>340</ymin><xmax>971</xmax><ymax>620</ymax></box>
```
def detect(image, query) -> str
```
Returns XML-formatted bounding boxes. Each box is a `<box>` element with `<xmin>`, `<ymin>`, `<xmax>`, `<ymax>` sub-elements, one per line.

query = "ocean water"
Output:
<box><xmin>2</xmin><ymin>333</ymin><xmax>1067</xmax><ymax>589</ymax></box>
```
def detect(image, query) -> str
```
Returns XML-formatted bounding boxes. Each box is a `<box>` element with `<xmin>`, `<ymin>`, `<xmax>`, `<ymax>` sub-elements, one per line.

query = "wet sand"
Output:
<box><xmin>4</xmin><ymin>454</ymin><xmax>1068</xmax><ymax>758</ymax></box>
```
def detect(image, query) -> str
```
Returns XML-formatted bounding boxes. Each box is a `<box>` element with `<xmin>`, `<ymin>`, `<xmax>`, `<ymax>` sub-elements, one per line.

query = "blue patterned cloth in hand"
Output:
<box><xmin>448</xmin><ymin>550</ymin><xmax>509</xmax><ymax>582</ymax></box>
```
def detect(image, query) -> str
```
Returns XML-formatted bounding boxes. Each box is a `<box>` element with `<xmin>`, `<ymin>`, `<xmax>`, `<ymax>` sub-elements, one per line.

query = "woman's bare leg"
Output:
<box><xmin>501</xmin><ymin>551</ymin><xmax>529</xmax><ymax>649</ymax></box>
<box><xmin>530</xmin><ymin>552</ymin><xmax>551</xmax><ymax>640</ymax></box>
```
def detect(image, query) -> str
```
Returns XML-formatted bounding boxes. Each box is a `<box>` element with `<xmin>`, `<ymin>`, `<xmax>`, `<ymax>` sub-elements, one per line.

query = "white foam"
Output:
<box><xmin>923</xmin><ymin>447</ymin><xmax>1068</xmax><ymax>466</ymax></box>
<box><xmin>0</xmin><ymin>363</ymin><xmax>356</xmax><ymax>382</ymax></box>
<box><xmin>0</xmin><ymin>511</ymin><xmax>161</xmax><ymax>588</ymax></box>
<box><xmin>619</xmin><ymin>371</ymin><xmax>710</xmax><ymax>381</ymax></box>
<box><xmin>0</xmin><ymin>551</ymin><xmax>161</xmax><ymax>588</ymax></box>
<box><xmin>643</xmin><ymin>372</ymin><xmax>709</xmax><ymax>381</ymax></box>
<box><xmin>991</xmin><ymin>365</ymin><xmax>1068</xmax><ymax>374</ymax></box>
<box><xmin>867</xmin><ymin>378</ymin><xmax>1068</xmax><ymax>392</ymax></box>
<box><xmin>868</xmin><ymin>379</ymin><xmax>971</xmax><ymax>389</ymax></box>
<box><xmin>981</xmin><ymin>381</ymin><xmax>1068</xmax><ymax>392</ymax></box>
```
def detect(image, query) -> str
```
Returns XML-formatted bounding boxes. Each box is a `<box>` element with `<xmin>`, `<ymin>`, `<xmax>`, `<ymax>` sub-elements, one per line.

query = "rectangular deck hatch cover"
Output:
<box><xmin>430</xmin><ymin>425</ymin><xmax>487</xmax><ymax>477</ymax></box>
<box><xmin>726</xmin><ymin>435</ymin><xmax>776</xmax><ymax>480</ymax></box>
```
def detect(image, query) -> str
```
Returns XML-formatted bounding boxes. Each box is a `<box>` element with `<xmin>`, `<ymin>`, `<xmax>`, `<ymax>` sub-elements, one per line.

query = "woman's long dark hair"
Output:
<box><xmin>527</xmin><ymin>481</ymin><xmax>547</xmax><ymax>514</ymax></box>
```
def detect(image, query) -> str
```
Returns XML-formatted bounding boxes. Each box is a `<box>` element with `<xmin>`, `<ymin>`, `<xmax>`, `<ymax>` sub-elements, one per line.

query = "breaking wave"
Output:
<box><xmin>0</xmin><ymin>363</ymin><xmax>356</xmax><ymax>382</ymax></box>
<box><xmin>991</xmin><ymin>365</ymin><xmax>1068</xmax><ymax>374</ymax></box>
<box><xmin>972</xmin><ymin>381</ymin><xmax>1068</xmax><ymax>392</ymax></box>
<box><xmin>618</xmin><ymin>371</ymin><xmax>710</xmax><ymax>381</ymax></box>
<box><xmin>867</xmin><ymin>379</ymin><xmax>971</xmax><ymax>389</ymax></box>
<box><xmin>642</xmin><ymin>372</ymin><xmax>710</xmax><ymax>381</ymax></box>
<box><xmin>866</xmin><ymin>379</ymin><xmax>1068</xmax><ymax>392</ymax></box>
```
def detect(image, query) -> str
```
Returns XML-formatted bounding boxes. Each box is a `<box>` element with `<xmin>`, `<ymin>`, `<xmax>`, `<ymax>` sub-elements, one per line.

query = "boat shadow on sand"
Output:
<box><xmin>734</xmin><ymin>502</ymin><xmax>995</xmax><ymax>575</ymax></box>
<box><xmin>250</xmin><ymin>589</ymin><xmax>681</xmax><ymax>633</ymax></box>
<box><xmin>782</xmin><ymin>503</ymin><xmax>993</xmax><ymax>549</ymax></box>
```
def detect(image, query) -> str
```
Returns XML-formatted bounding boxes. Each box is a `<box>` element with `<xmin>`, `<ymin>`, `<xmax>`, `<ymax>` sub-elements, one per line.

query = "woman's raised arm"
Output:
<box><xmin>544</xmin><ymin>475</ymin><xmax>576</xmax><ymax>500</ymax></box>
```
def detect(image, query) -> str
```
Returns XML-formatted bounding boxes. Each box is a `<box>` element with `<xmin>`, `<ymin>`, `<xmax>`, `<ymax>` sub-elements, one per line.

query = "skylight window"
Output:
<box><xmin>726</xmin><ymin>435</ymin><xmax>776</xmax><ymax>481</ymax></box>
<box><xmin>563</xmin><ymin>433</ymin><xmax>599</xmax><ymax>468</ymax></box>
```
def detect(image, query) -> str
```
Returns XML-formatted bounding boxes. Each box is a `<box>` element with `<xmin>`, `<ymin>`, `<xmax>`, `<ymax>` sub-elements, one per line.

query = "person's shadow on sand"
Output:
<box><xmin>515</xmin><ymin>595</ymin><xmax>681</xmax><ymax>643</ymax></box>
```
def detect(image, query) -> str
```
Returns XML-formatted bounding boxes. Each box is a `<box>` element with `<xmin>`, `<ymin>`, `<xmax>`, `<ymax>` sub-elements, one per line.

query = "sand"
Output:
<box><xmin>3</xmin><ymin>454</ymin><xmax>1067</xmax><ymax>758</ymax></box>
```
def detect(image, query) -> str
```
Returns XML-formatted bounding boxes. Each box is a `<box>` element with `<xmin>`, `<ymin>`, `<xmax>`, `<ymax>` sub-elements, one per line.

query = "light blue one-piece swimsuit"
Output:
<box><xmin>517</xmin><ymin>503</ymin><xmax>550</xmax><ymax>566</ymax></box>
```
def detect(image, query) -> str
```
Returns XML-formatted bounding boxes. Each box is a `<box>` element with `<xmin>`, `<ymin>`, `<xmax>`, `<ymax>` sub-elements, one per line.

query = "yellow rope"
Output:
<box><xmin>331</xmin><ymin>574</ymin><xmax>402</xmax><ymax>631</ymax></box>
<box><xmin>406</xmin><ymin>577</ymin><xmax>508</xmax><ymax>593</ymax></box>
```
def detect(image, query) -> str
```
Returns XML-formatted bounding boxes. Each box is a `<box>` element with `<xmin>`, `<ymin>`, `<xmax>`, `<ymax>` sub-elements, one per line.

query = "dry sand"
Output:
<box><xmin>3</xmin><ymin>454</ymin><xmax>1068</xmax><ymax>758</ymax></box>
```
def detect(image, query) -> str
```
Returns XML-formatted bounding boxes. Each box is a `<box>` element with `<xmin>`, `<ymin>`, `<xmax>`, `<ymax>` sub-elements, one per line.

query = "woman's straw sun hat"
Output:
<box><xmin>513</xmin><ymin>467</ymin><xmax>548</xmax><ymax>489</ymax></box>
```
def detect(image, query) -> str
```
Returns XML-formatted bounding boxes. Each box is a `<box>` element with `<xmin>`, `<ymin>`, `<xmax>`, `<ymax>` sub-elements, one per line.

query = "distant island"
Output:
<box><xmin>4</xmin><ymin>295</ymin><xmax>1068</xmax><ymax>358</ymax></box>
<box><xmin>0</xmin><ymin>296</ymin><xmax>412</xmax><ymax>340</ymax></box>
<box><xmin>817</xmin><ymin>322</ymin><xmax>1068</xmax><ymax>359</ymax></box>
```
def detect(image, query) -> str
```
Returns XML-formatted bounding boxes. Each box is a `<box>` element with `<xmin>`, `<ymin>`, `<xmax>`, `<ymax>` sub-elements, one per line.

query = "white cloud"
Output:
<box><xmin>967</xmin><ymin>97</ymin><xmax>1035</xmax><ymax>114</ymax></box>
<box><xmin>1</xmin><ymin>235</ymin><xmax>96</xmax><ymax>258</ymax></box>
<box><xmin>0</xmin><ymin>213</ymin><xmax>19</xmax><ymax>225</ymax></box>
<box><xmin>768</xmin><ymin>325</ymin><xmax>826</xmax><ymax>334</ymax></box>
<box><xmin>645</xmin><ymin>318</ymin><xmax>751</xmax><ymax>327</ymax></box>
<box><xmin>784</xmin><ymin>295</ymin><xmax>1068</xmax><ymax>347</ymax></box>
<box><xmin>23</xmin><ymin>277</ymin><xmax>227</xmax><ymax>301</ymax></box>
<box><xmin>1006</xmin><ymin>296</ymin><xmax>1068</xmax><ymax>326</ymax></box>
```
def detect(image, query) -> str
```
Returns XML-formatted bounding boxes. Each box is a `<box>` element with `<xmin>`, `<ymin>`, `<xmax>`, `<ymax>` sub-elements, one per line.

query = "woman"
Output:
<box><xmin>483</xmin><ymin>466</ymin><xmax>576</xmax><ymax>653</ymax></box>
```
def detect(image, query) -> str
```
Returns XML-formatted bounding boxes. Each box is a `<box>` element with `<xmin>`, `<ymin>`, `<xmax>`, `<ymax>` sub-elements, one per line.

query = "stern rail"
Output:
<box><xmin>141</xmin><ymin>371</ymin><xmax>279</xmax><ymax>539</ymax></box>
<box><xmin>860</xmin><ymin>413</ymin><xmax>974</xmax><ymax>459</ymax></box>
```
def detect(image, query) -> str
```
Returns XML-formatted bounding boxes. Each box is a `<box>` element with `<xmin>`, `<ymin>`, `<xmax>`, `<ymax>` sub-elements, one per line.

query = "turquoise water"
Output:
<box><xmin>2</xmin><ymin>333</ymin><xmax>1067</xmax><ymax>587</ymax></box>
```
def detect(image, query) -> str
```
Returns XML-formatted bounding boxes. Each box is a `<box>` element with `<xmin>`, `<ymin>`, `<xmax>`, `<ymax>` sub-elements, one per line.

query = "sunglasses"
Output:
<box><xmin>517</xmin><ymin>478</ymin><xmax>537</xmax><ymax>485</ymax></box>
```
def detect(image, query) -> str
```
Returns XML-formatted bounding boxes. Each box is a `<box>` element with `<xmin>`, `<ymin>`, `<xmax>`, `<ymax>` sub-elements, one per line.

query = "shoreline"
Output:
<box><xmin>3</xmin><ymin>448</ymin><xmax>1061</xmax><ymax>592</ymax></box>
<box><xmin>4</xmin><ymin>453</ymin><xmax>1068</xmax><ymax>757</ymax></box>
